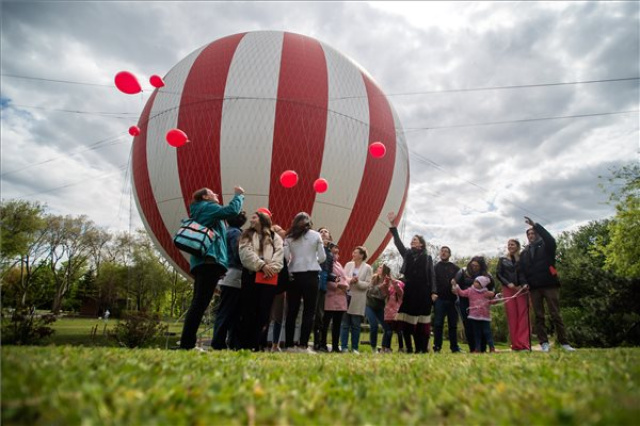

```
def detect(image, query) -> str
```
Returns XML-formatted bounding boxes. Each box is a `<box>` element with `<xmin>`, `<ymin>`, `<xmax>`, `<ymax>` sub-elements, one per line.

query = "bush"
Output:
<box><xmin>1</xmin><ymin>308</ymin><xmax>56</xmax><ymax>345</ymax></box>
<box><xmin>112</xmin><ymin>311</ymin><xmax>168</xmax><ymax>348</ymax></box>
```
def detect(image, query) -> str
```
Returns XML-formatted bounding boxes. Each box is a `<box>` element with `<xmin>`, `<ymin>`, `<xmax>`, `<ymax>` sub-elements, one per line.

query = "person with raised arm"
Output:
<box><xmin>386</xmin><ymin>211</ymin><xmax>437</xmax><ymax>353</ymax></box>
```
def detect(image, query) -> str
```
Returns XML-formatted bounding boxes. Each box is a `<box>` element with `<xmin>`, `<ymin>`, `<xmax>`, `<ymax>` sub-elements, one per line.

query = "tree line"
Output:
<box><xmin>0</xmin><ymin>203</ymin><xmax>193</xmax><ymax>318</ymax></box>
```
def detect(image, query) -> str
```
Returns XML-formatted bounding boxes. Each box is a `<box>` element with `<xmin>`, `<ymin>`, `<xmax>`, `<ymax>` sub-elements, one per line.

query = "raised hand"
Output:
<box><xmin>387</xmin><ymin>211</ymin><xmax>397</xmax><ymax>225</ymax></box>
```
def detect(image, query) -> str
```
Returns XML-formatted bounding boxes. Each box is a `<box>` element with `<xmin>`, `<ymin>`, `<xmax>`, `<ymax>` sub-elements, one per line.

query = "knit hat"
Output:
<box><xmin>475</xmin><ymin>276</ymin><xmax>490</xmax><ymax>288</ymax></box>
<box><xmin>256</xmin><ymin>207</ymin><xmax>272</xmax><ymax>218</ymax></box>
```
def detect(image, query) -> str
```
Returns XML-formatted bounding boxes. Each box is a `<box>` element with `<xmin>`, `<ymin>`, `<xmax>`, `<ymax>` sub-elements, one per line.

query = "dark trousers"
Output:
<box><xmin>433</xmin><ymin>298</ymin><xmax>460</xmax><ymax>352</ymax></box>
<box><xmin>180</xmin><ymin>264</ymin><xmax>226</xmax><ymax>349</ymax></box>
<box><xmin>321</xmin><ymin>310</ymin><xmax>345</xmax><ymax>351</ymax></box>
<box><xmin>212</xmin><ymin>286</ymin><xmax>242</xmax><ymax>350</ymax></box>
<box><xmin>285</xmin><ymin>271</ymin><xmax>319</xmax><ymax>348</ymax></box>
<box><xmin>459</xmin><ymin>297</ymin><xmax>487</xmax><ymax>352</ymax></box>
<box><xmin>470</xmin><ymin>319</ymin><xmax>495</xmax><ymax>352</ymax></box>
<box><xmin>313</xmin><ymin>288</ymin><xmax>327</xmax><ymax>349</ymax></box>
<box><xmin>401</xmin><ymin>322</ymin><xmax>431</xmax><ymax>353</ymax></box>
<box><xmin>238</xmin><ymin>269</ymin><xmax>277</xmax><ymax>351</ymax></box>
<box><xmin>530</xmin><ymin>287</ymin><xmax>569</xmax><ymax>345</ymax></box>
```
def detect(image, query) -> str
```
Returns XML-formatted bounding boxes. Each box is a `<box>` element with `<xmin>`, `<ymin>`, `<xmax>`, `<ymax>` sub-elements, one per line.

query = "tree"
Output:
<box><xmin>598</xmin><ymin>164</ymin><xmax>640</xmax><ymax>279</ymax></box>
<box><xmin>0</xmin><ymin>200</ymin><xmax>49</xmax><ymax>307</ymax></box>
<box><xmin>46</xmin><ymin>215</ymin><xmax>95</xmax><ymax>313</ymax></box>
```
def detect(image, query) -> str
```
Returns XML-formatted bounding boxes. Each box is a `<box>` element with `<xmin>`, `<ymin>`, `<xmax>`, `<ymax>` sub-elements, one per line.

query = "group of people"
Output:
<box><xmin>176</xmin><ymin>186</ymin><xmax>575</xmax><ymax>354</ymax></box>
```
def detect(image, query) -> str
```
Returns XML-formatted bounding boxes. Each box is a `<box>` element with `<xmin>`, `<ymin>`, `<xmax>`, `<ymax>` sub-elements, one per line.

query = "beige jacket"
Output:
<box><xmin>343</xmin><ymin>261</ymin><xmax>373</xmax><ymax>316</ymax></box>
<box><xmin>239</xmin><ymin>231</ymin><xmax>284</xmax><ymax>273</ymax></box>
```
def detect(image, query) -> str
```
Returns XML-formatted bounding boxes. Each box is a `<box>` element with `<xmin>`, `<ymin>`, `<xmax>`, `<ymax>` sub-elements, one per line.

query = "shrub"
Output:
<box><xmin>1</xmin><ymin>308</ymin><xmax>56</xmax><ymax>345</ymax></box>
<box><xmin>112</xmin><ymin>311</ymin><xmax>168</xmax><ymax>348</ymax></box>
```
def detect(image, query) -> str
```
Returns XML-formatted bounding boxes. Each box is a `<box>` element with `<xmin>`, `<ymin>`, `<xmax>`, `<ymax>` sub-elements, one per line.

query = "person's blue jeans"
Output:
<box><xmin>471</xmin><ymin>319</ymin><xmax>494</xmax><ymax>352</ymax></box>
<box><xmin>433</xmin><ymin>298</ymin><xmax>460</xmax><ymax>352</ymax></box>
<box><xmin>365</xmin><ymin>305</ymin><xmax>391</xmax><ymax>349</ymax></box>
<box><xmin>340</xmin><ymin>313</ymin><xmax>363</xmax><ymax>351</ymax></box>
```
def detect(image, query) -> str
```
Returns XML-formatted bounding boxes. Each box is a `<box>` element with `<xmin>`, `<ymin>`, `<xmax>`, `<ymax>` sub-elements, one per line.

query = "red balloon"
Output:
<box><xmin>128</xmin><ymin>126</ymin><xmax>141</xmax><ymax>136</ymax></box>
<box><xmin>114</xmin><ymin>71</ymin><xmax>142</xmax><ymax>95</ymax></box>
<box><xmin>369</xmin><ymin>141</ymin><xmax>386</xmax><ymax>158</ymax></box>
<box><xmin>313</xmin><ymin>178</ymin><xmax>328</xmax><ymax>193</ymax></box>
<box><xmin>150</xmin><ymin>75</ymin><xmax>165</xmax><ymax>88</ymax></box>
<box><xmin>166</xmin><ymin>129</ymin><xmax>189</xmax><ymax>147</ymax></box>
<box><xmin>279</xmin><ymin>170</ymin><xmax>299</xmax><ymax>188</ymax></box>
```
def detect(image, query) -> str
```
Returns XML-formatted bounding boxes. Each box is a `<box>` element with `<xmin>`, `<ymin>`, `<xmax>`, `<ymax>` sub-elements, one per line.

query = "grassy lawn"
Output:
<box><xmin>2</xmin><ymin>345</ymin><xmax>639</xmax><ymax>425</ymax></box>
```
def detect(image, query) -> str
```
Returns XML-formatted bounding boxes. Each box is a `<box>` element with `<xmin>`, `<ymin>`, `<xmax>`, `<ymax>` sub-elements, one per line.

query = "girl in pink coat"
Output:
<box><xmin>452</xmin><ymin>276</ymin><xmax>496</xmax><ymax>353</ymax></box>
<box><xmin>322</xmin><ymin>244</ymin><xmax>349</xmax><ymax>352</ymax></box>
<box><xmin>382</xmin><ymin>267</ymin><xmax>405</xmax><ymax>353</ymax></box>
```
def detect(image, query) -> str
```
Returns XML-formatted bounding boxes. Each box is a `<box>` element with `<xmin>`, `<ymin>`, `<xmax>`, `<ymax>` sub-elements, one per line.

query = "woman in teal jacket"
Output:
<box><xmin>179</xmin><ymin>186</ymin><xmax>244</xmax><ymax>350</ymax></box>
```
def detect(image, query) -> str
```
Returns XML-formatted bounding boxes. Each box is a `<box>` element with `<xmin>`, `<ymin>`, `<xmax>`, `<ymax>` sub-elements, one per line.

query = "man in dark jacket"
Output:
<box><xmin>433</xmin><ymin>246</ymin><xmax>461</xmax><ymax>353</ymax></box>
<box><xmin>520</xmin><ymin>217</ymin><xmax>575</xmax><ymax>352</ymax></box>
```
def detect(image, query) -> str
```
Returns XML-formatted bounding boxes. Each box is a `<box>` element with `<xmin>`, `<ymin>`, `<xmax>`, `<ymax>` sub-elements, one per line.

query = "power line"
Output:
<box><xmin>21</xmin><ymin>164</ymin><xmax>129</xmax><ymax>198</ymax></box>
<box><xmin>404</xmin><ymin>110</ymin><xmax>639</xmax><ymax>132</ymax></box>
<box><xmin>342</xmin><ymin>77</ymin><xmax>640</xmax><ymax>99</ymax></box>
<box><xmin>1</xmin><ymin>74</ymin><xmax>113</xmax><ymax>87</ymax></box>
<box><xmin>1</xmin><ymin>133</ymin><xmax>129</xmax><ymax>177</ymax></box>
<box><xmin>3</xmin><ymin>73</ymin><xmax>638</xmax><ymax>98</ymax></box>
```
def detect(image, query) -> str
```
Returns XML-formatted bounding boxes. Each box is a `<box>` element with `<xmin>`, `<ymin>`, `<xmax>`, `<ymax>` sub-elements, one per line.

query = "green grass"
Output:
<box><xmin>2</xmin><ymin>346</ymin><xmax>639</xmax><ymax>425</ymax></box>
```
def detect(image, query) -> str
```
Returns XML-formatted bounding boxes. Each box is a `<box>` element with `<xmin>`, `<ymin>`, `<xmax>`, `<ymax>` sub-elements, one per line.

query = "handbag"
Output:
<box><xmin>173</xmin><ymin>217</ymin><xmax>217</xmax><ymax>257</ymax></box>
<box><xmin>255</xmin><ymin>271</ymin><xmax>278</xmax><ymax>286</ymax></box>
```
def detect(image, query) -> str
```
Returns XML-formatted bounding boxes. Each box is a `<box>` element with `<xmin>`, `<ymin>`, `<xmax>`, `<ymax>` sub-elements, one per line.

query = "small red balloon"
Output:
<box><xmin>279</xmin><ymin>170</ymin><xmax>299</xmax><ymax>188</ymax></box>
<box><xmin>313</xmin><ymin>178</ymin><xmax>328</xmax><ymax>193</ymax></box>
<box><xmin>128</xmin><ymin>126</ymin><xmax>141</xmax><ymax>136</ymax></box>
<box><xmin>166</xmin><ymin>129</ymin><xmax>189</xmax><ymax>147</ymax></box>
<box><xmin>369</xmin><ymin>141</ymin><xmax>387</xmax><ymax>158</ymax></box>
<box><xmin>149</xmin><ymin>75</ymin><xmax>165</xmax><ymax>88</ymax></box>
<box><xmin>114</xmin><ymin>71</ymin><xmax>142</xmax><ymax>95</ymax></box>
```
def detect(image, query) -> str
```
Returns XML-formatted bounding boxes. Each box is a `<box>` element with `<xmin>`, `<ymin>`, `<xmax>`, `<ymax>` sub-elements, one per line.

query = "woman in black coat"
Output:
<box><xmin>387</xmin><ymin>212</ymin><xmax>437</xmax><ymax>353</ymax></box>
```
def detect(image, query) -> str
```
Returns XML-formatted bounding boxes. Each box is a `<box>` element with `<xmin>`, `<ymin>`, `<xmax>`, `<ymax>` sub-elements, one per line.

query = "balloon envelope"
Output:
<box><xmin>128</xmin><ymin>126</ymin><xmax>141</xmax><ymax>136</ymax></box>
<box><xmin>369</xmin><ymin>142</ymin><xmax>386</xmax><ymax>158</ymax></box>
<box><xmin>280</xmin><ymin>170</ymin><xmax>299</xmax><ymax>188</ymax></box>
<box><xmin>166</xmin><ymin>129</ymin><xmax>189</xmax><ymax>147</ymax></box>
<box><xmin>313</xmin><ymin>178</ymin><xmax>328</xmax><ymax>193</ymax></box>
<box><xmin>114</xmin><ymin>71</ymin><xmax>142</xmax><ymax>95</ymax></box>
<box><xmin>131</xmin><ymin>31</ymin><xmax>409</xmax><ymax>278</ymax></box>
<box><xmin>150</xmin><ymin>75</ymin><xmax>165</xmax><ymax>88</ymax></box>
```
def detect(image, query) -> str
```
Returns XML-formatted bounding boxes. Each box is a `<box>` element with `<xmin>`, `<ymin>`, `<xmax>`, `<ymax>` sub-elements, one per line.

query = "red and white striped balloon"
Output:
<box><xmin>131</xmin><ymin>31</ymin><xmax>410</xmax><ymax>277</ymax></box>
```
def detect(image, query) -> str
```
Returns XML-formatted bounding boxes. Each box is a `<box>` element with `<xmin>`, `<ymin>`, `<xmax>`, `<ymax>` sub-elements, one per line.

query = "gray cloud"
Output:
<box><xmin>1</xmin><ymin>1</ymin><xmax>638</xmax><ymax>257</ymax></box>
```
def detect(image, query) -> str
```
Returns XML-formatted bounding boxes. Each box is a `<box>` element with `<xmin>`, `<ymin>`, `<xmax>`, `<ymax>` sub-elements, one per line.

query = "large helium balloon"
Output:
<box><xmin>131</xmin><ymin>31</ymin><xmax>409</xmax><ymax>277</ymax></box>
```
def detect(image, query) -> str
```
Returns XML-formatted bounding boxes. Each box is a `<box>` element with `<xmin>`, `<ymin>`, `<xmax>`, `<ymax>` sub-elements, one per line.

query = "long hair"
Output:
<box><xmin>241</xmin><ymin>211</ymin><xmax>273</xmax><ymax>251</ymax></box>
<box><xmin>286</xmin><ymin>212</ymin><xmax>312</xmax><ymax>241</ymax></box>
<box><xmin>372</xmin><ymin>264</ymin><xmax>392</xmax><ymax>285</ymax></box>
<box><xmin>466</xmin><ymin>255</ymin><xmax>488</xmax><ymax>278</ymax></box>
<box><xmin>413</xmin><ymin>234</ymin><xmax>427</xmax><ymax>251</ymax></box>
<box><xmin>507</xmin><ymin>239</ymin><xmax>521</xmax><ymax>261</ymax></box>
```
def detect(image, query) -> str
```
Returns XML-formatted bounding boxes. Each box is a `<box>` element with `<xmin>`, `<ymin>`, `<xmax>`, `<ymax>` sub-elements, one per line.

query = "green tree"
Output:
<box><xmin>0</xmin><ymin>200</ymin><xmax>49</xmax><ymax>307</ymax></box>
<box><xmin>45</xmin><ymin>215</ymin><xmax>95</xmax><ymax>313</ymax></box>
<box><xmin>598</xmin><ymin>164</ymin><xmax>640</xmax><ymax>279</ymax></box>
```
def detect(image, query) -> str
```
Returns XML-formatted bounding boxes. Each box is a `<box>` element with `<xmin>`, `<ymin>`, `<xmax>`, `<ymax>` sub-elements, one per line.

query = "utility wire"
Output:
<box><xmin>404</xmin><ymin>110</ymin><xmax>639</xmax><ymax>132</ymax></box>
<box><xmin>22</xmin><ymin>164</ymin><xmax>129</xmax><ymax>198</ymax></box>
<box><xmin>1</xmin><ymin>133</ymin><xmax>129</xmax><ymax>177</ymax></box>
<box><xmin>3</xmin><ymin>73</ymin><xmax>637</xmax><ymax>97</ymax></box>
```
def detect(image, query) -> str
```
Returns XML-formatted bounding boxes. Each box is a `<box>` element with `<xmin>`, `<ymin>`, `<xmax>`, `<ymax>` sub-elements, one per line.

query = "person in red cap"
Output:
<box><xmin>237</xmin><ymin>208</ymin><xmax>284</xmax><ymax>351</ymax></box>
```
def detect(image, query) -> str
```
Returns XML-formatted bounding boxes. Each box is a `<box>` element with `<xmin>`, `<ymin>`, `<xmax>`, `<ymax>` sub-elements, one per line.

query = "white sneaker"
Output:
<box><xmin>305</xmin><ymin>347</ymin><xmax>317</xmax><ymax>355</ymax></box>
<box><xmin>352</xmin><ymin>350</ymin><xmax>360</xmax><ymax>355</ymax></box>
<box><xmin>541</xmin><ymin>342</ymin><xmax>550</xmax><ymax>352</ymax></box>
<box><xmin>561</xmin><ymin>344</ymin><xmax>576</xmax><ymax>352</ymax></box>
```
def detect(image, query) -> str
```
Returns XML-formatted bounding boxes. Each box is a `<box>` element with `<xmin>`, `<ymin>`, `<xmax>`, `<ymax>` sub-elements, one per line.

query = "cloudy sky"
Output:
<box><xmin>1</xmin><ymin>1</ymin><xmax>638</xmax><ymax>260</ymax></box>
